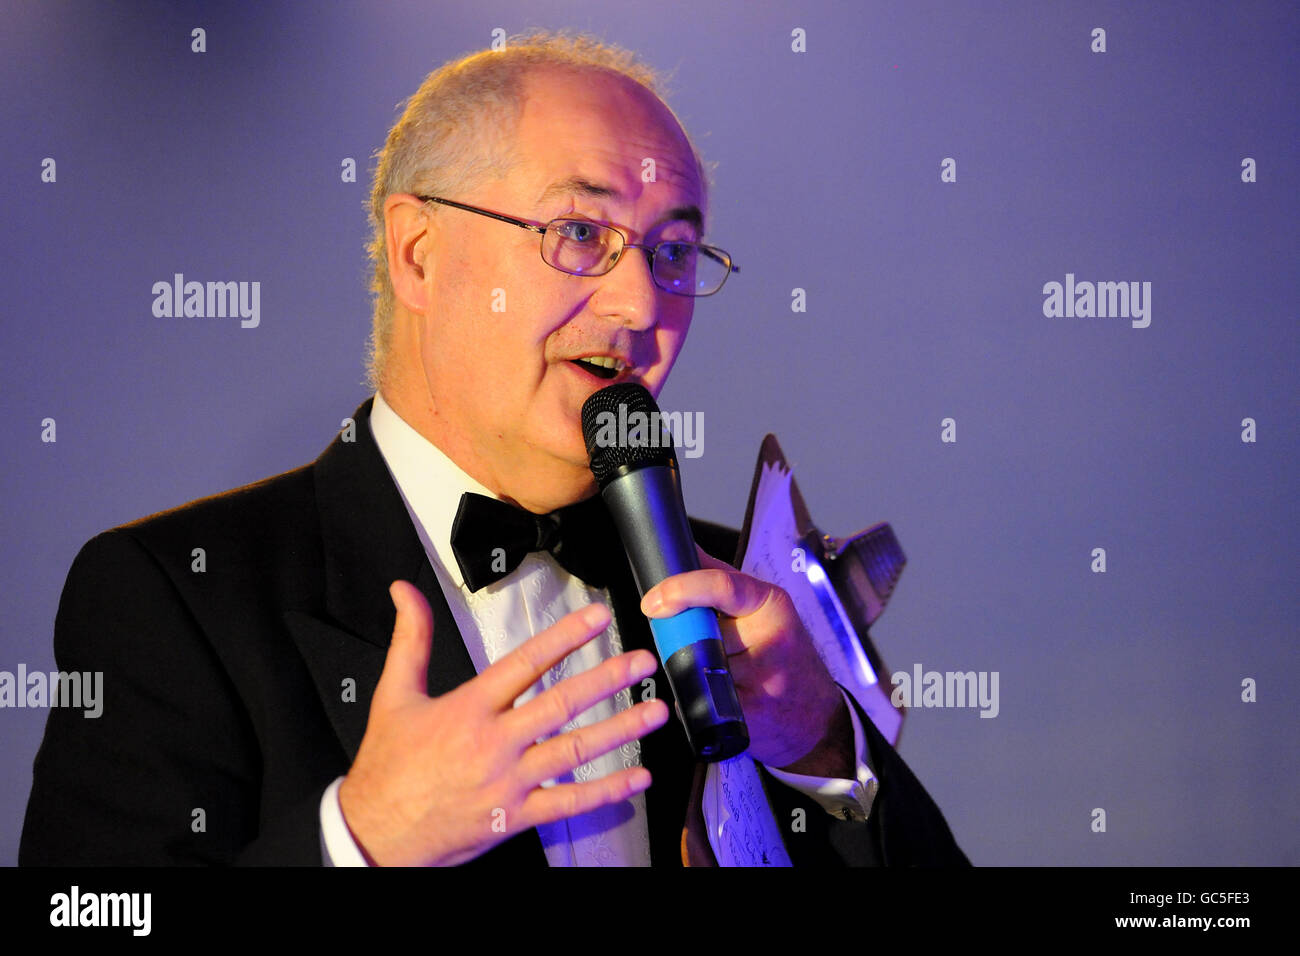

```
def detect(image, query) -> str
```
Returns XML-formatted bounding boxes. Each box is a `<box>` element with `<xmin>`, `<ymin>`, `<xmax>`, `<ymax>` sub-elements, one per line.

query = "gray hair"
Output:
<box><xmin>364</xmin><ymin>30</ymin><xmax>710</xmax><ymax>390</ymax></box>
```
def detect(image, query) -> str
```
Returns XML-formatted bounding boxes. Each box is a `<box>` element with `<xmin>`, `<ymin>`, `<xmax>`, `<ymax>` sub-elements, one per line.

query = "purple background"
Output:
<box><xmin>2</xmin><ymin>0</ymin><xmax>1296</xmax><ymax>866</ymax></box>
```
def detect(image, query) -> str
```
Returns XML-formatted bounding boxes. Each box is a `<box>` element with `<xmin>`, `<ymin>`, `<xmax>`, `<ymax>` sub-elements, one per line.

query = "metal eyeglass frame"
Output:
<box><xmin>416</xmin><ymin>194</ymin><xmax>738</xmax><ymax>297</ymax></box>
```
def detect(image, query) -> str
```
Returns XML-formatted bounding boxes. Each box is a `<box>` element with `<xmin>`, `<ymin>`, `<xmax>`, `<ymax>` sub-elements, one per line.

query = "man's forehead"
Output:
<box><xmin>509</xmin><ymin>67</ymin><xmax>706</xmax><ymax>224</ymax></box>
<box><xmin>534</xmin><ymin>175</ymin><xmax>703</xmax><ymax>232</ymax></box>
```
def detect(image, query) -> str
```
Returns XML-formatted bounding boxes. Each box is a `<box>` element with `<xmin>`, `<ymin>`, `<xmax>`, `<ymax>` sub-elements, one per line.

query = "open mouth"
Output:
<box><xmin>569</xmin><ymin>357</ymin><xmax>626</xmax><ymax>381</ymax></box>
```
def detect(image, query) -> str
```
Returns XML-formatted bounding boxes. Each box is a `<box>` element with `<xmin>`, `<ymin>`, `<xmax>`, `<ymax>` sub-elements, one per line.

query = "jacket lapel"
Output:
<box><xmin>285</xmin><ymin>398</ymin><xmax>480</xmax><ymax>758</ymax></box>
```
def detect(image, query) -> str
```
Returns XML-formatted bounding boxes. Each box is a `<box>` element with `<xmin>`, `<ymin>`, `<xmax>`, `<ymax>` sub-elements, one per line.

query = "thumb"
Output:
<box><xmin>374</xmin><ymin>579</ymin><xmax>433</xmax><ymax>704</ymax></box>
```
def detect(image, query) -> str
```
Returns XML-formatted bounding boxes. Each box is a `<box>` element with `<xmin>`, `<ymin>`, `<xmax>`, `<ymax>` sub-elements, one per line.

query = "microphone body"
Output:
<box><xmin>582</xmin><ymin>385</ymin><xmax>749</xmax><ymax>762</ymax></box>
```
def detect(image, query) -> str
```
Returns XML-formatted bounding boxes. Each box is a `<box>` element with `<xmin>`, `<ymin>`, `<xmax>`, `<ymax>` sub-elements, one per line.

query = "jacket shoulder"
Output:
<box><xmin>115</xmin><ymin>464</ymin><xmax>317</xmax><ymax>544</ymax></box>
<box><xmin>67</xmin><ymin>462</ymin><xmax>324</xmax><ymax>611</ymax></box>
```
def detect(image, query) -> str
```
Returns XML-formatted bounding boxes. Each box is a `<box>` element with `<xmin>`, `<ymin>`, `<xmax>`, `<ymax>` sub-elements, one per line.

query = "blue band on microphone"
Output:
<box><xmin>649</xmin><ymin>606</ymin><xmax>722</xmax><ymax>660</ymax></box>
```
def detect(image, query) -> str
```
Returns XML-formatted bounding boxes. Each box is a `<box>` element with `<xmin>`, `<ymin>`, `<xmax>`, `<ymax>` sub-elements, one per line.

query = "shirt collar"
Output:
<box><xmin>368</xmin><ymin>389</ymin><xmax>495</xmax><ymax>590</ymax></box>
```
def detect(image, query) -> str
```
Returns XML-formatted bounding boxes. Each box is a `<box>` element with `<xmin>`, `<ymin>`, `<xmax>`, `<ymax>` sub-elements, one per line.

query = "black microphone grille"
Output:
<box><xmin>582</xmin><ymin>382</ymin><xmax>679</xmax><ymax>486</ymax></box>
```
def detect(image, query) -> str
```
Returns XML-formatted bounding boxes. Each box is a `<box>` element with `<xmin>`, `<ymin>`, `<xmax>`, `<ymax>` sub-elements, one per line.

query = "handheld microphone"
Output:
<box><xmin>581</xmin><ymin>383</ymin><xmax>748</xmax><ymax>762</ymax></box>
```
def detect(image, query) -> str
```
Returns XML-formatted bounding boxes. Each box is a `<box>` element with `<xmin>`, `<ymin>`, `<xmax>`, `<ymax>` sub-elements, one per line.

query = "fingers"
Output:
<box><xmin>373</xmin><ymin>580</ymin><xmax>434</xmax><ymax>705</ymax></box>
<box><xmin>502</xmin><ymin>647</ymin><xmax>660</xmax><ymax>748</ymax></box>
<box><xmin>641</xmin><ymin>566</ymin><xmax>777</xmax><ymax>622</ymax></box>
<box><xmin>516</xmin><ymin>698</ymin><xmax>669</xmax><ymax>788</ymax></box>
<box><xmin>475</xmin><ymin>603</ymin><xmax>613</xmax><ymax>711</ymax></box>
<box><xmin>518</xmin><ymin>767</ymin><xmax>653</xmax><ymax>831</ymax></box>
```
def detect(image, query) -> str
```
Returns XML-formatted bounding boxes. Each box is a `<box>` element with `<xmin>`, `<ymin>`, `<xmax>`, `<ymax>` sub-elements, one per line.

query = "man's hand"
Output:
<box><xmin>338</xmin><ymin>581</ymin><xmax>669</xmax><ymax>866</ymax></box>
<box><xmin>640</xmin><ymin>548</ymin><xmax>852</xmax><ymax>777</ymax></box>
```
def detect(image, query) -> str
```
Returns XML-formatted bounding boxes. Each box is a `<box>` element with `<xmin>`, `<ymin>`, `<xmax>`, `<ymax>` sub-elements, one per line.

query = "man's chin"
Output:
<box><xmin>557</xmin><ymin>450</ymin><xmax>602</xmax><ymax>500</ymax></box>
<box><xmin>506</xmin><ymin>436</ymin><xmax>598</xmax><ymax>509</ymax></box>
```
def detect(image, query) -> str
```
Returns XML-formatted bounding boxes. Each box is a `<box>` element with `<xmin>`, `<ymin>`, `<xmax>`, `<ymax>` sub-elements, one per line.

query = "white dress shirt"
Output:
<box><xmin>319</xmin><ymin>391</ymin><xmax>878</xmax><ymax>865</ymax></box>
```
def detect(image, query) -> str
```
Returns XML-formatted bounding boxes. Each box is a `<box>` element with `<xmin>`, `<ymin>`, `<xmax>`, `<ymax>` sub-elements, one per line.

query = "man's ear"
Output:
<box><xmin>385</xmin><ymin>194</ymin><xmax>435</xmax><ymax>313</ymax></box>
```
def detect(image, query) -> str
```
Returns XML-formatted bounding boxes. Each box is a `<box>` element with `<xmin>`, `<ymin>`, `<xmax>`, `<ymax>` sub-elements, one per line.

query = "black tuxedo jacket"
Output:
<box><xmin>20</xmin><ymin>398</ymin><xmax>968</xmax><ymax>866</ymax></box>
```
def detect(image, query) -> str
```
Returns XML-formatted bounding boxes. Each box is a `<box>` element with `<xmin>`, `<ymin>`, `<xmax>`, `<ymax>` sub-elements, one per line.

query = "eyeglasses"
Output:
<box><xmin>416</xmin><ymin>195</ymin><xmax>737</xmax><ymax>297</ymax></box>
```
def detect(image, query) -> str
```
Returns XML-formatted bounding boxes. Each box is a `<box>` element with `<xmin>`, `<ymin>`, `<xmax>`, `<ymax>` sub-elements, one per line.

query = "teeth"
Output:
<box><xmin>580</xmin><ymin>356</ymin><xmax>626</xmax><ymax>371</ymax></box>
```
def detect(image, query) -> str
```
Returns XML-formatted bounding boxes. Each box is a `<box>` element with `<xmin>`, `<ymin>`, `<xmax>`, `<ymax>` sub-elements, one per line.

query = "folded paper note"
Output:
<box><xmin>700</xmin><ymin>434</ymin><xmax>906</xmax><ymax>866</ymax></box>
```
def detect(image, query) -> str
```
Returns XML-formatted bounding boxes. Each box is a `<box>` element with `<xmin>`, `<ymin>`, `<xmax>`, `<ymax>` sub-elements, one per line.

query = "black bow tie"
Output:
<box><xmin>449</xmin><ymin>491</ymin><xmax>625</xmax><ymax>593</ymax></box>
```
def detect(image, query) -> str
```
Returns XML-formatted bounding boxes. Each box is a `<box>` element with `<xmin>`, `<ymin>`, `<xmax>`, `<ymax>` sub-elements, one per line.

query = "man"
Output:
<box><xmin>21</xmin><ymin>33</ymin><xmax>967</xmax><ymax>866</ymax></box>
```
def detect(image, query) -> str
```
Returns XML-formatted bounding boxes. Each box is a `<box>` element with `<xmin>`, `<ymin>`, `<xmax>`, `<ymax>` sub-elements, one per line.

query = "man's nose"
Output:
<box><xmin>591</xmin><ymin>245</ymin><xmax>659</xmax><ymax>331</ymax></box>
